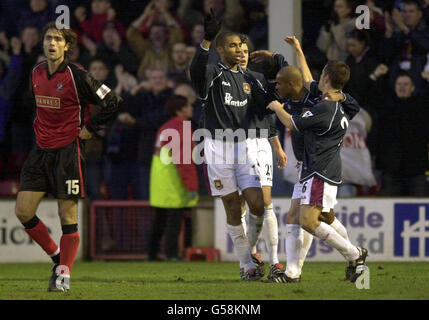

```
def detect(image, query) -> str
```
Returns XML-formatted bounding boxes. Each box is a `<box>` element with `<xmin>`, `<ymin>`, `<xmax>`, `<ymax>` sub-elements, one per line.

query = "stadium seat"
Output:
<box><xmin>185</xmin><ymin>247</ymin><xmax>221</xmax><ymax>262</ymax></box>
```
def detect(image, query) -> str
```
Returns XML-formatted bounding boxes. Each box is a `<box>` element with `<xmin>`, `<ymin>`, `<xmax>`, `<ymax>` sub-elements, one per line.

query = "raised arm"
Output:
<box><xmin>189</xmin><ymin>9</ymin><xmax>221</xmax><ymax>99</ymax></box>
<box><xmin>284</xmin><ymin>36</ymin><xmax>313</xmax><ymax>89</ymax></box>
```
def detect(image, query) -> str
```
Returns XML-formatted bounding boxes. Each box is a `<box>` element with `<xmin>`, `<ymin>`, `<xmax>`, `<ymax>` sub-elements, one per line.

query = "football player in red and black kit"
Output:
<box><xmin>14</xmin><ymin>22</ymin><xmax>121</xmax><ymax>292</ymax></box>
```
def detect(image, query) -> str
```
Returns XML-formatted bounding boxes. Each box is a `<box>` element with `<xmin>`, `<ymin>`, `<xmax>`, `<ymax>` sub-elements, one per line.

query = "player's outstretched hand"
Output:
<box><xmin>249</xmin><ymin>50</ymin><xmax>274</xmax><ymax>63</ymax></box>
<box><xmin>284</xmin><ymin>36</ymin><xmax>302</xmax><ymax>52</ymax></box>
<box><xmin>276</xmin><ymin>150</ymin><xmax>288</xmax><ymax>169</ymax></box>
<box><xmin>267</xmin><ymin>100</ymin><xmax>284</xmax><ymax>112</ymax></box>
<box><xmin>79</xmin><ymin>126</ymin><xmax>93</xmax><ymax>140</ymax></box>
<box><xmin>203</xmin><ymin>8</ymin><xmax>221</xmax><ymax>41</ymax></box>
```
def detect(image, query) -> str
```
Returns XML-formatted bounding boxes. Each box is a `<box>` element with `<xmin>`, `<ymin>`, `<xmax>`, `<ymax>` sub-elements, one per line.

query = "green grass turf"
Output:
<box><xmin>0</xmin><ymin>261</ymin><xmax>428</xmax><ymax>300</ymax></box>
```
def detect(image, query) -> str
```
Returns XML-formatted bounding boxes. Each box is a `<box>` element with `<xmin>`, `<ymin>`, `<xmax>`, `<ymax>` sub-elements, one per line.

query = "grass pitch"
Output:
<box><xmin>0</xmin><ymin>261</ymin><xmax>428</xmax><ymax>300</ymax></box>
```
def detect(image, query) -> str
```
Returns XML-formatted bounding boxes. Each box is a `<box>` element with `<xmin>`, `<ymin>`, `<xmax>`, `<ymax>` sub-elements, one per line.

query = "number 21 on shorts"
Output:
<box><xmin>66</xmin><ymin>179</ymin><xmax>80</xmax><ymax>195</ymax></box>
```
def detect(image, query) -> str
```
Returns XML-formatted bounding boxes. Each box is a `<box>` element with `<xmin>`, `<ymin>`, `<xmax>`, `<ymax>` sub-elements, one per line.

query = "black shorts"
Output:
<box><xmin>19</xmin><ymin>139</ymin><xmax>86</xmax><ymax>199</ymax></box>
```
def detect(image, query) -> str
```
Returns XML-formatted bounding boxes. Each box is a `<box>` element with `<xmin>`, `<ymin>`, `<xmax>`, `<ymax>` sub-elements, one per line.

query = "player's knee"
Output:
<box><xmin>15</xmin><ymin>203</ymin><xmax>33</xmax><ymax>223</ymax></box>
<box><xmin>319</xmin><ymin>210</ymin><xmax>335</xmax><ymax>225</ymax></box>
<box><xmin>59</xmin><ymin>213</ymin><xmax>77</xmax><ymax>226</ymax></box>
<box><xmin>226</xmin><ymin>206</ymin><xmax>244</xmax><ymax>225</ymax></box>
<box><xmin>299</xmin><ymin>213</ymin><xmax>315</xmax><ymax>232</ymax></box>
<box><xmin>247</xmin><ymin>199</ymin><xmax>264</xmax><ymax>216</ymax></box>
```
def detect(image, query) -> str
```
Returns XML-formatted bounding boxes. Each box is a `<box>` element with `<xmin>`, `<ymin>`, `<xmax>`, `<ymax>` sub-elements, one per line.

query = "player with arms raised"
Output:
<box><xmin>190</xmin><ymin>11</ymin><xmax>266</xmax><ymax>280</ymax></box>
<box><xmin>14</xmin><ymin>22</ymin><xmax>121</xmax><ymax>292</ymax></box>
<box><xmin>267</xmin><ymin>60</ymin><xmax>367</xmax><ymax>283</ymax></box>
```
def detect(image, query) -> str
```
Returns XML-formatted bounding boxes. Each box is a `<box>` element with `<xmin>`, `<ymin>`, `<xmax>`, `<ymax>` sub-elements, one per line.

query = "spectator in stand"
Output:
<box><xmin>111</xmin><ymin>0</ymin><xmax>150</xmax><ymax>28</ymax></box>
<box><xmin>9</xmin><ymin>25</ymin><xmax>42</xmax><ymax>176</ymax></box>
<box><xmin>173</xmin><ymin>83</ymin><xmax>199</xmax><ymax>125</ymax></box>
<box><xmin>316</xmin><ymin>0</ymin><xmax>357</xmax><ymax>61</ymax></box>
<box><xmin>148</xmin><ymin>95</ymin><xmax>198</xmax><ymax>261</ymax></box>
<box><xmin>96</xmin><ymin>21</ymin><xmax>139</xmax><ymax>75</ymax></box>
<box><xmin>86</xmin><ymin>58</ymin><xmax>113</xmax><ymax>200</ymax></box>
<box><xmin>178</xmin><ymin>0</ymin><xmax>244</xmax><ymax>33</ymax></box>
<box><xmin>119</xmin><ymin>68</ymin><xmax>173</xmax><ymax>200</ymax></box>
<box><xmin>365</xmin><ymin>0</ymin><xmax>386</xmax><ymax>51</ymax></box>
<box><xmin>185</xmin><ymin>46</ymin><xmax>196</xmax><ymax>64</ymax></box>
<box><xmin>104</xmin><ymin>102</ymin><xmax>141</xmax><ymax>199</ymax></box>
<box><xmin>338</xmin><ymin>108</ymin><xmax>377</xmax><ymax>197</ymax></box>
<box><xmin>190</xmin><ymin>23</ymin><xmax>205</xmax><ymax>47</ymax></box>
<box><xmin>345</xmin><ymin>30</ymin><xmax>379</xmax><ymax>115</ymax></box>
<box><xmin>74</xmin><ymin>0</ymin><xmax>126</xmax><ymax>43</ymax></box>
<box><xmin>168</xmin><ymin>42</ymin><xmax>190</xmax><ymax>83</ymax></box>
<box><xmin>241</xmin><ymin>0</ymin><xmax>269</xmax><ymax>50</ymax></box>
<box><xmin>424</xmin><ymin>0</ymin><xmax>429</xmax><ymax>23</ymax></box>
<box><xmin>136</xmin><ymin>0</ymin><xmax>190</xmax><ymax>42</ymax></box>
<box><xmin>127</xmin><ymin>2</ymin><xmax>184</xmax><ymax>80</ymax></box>
<box><xmin>375</xmin><ymin>71</ymin><xmax>429</xmax><ymax>196</ymax></box>
<box><xmin>381</xmin><ymin>0</ymin><xmax>429</xmax><ymax>94</ymax></box>
<box><xmin>16</xmin><ymin>0</ymin><xmax>55</xmax><ymax>36</ymax></box>
<box><xmin>344</xmin><ymin>29</ymin><xmax>380</xmax><ymax>153</ymax></box>
<box><xmin>0</xmin><ymin>30</ymin><xmax>11</xmax><ymax>66</ymax></box>
<box><xmin>0</xmin><ymin>37</ymin><xmax>22</xmax><ymax>178</ymax></box>
<box><xmin>113</xmin><ymin>64</ymin><xmax>138</xmax><ymax>97</ymax></box>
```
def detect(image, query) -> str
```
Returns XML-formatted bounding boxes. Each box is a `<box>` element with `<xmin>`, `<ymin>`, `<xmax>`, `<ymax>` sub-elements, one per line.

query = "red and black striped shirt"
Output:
<box><xmin>32</xmin><ymin>58</ymin><xmax>121</xmax><ymax>149</ymax></box>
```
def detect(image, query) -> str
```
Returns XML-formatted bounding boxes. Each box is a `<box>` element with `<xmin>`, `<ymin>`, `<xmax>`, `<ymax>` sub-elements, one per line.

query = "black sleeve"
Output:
<box><xmin>244</xmin><ymin>70</ymin><xmax>273</xmax><ymax>117</ymax></box>
<box><xmin>273</xmin><ymin>53</ymin><xmax>289</xmax><ymax>71</ymax></box>
<box><xmin>309</xmin><ymin>81</ymin><xmax>321</xmax><ymax>98</ymax></box>
<box><xmin>341</xmin><ymin>92</ymin><xmax>360</xmax><ymax>120</ymax></box>
<box><xmin>291</xmin><ymin>102</ymin><xmax>333</xmax><ymax>133</ymax></box>
<box><xmin>266</xmin><ymin>113</ymin><xmax>278</xmax><ymax>138</ymax></box>
<box><xmin>189</xmin><ymin>45</ymin><xmax>217</xmax><ymax>100</ymax></box>
<box><xmin>74</xmin><ymin>68</ymin><xmax>122</xmax><ymax>133</ymax></box>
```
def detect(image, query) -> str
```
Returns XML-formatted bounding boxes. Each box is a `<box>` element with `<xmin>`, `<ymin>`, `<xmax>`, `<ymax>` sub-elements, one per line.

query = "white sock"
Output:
<box><xmin>314</xmin><ymin>222</ymin><xmax>359</xmax><ymax>261</ymax></box>
<box><xmin>262</xmin><ymin>203</ymin><xmax>279</xmax><ymax>265</ymax></box>
<box><xmin>330</xmin><ymin>217</ymin><xmax>349</xmax><ymax>240</ymax></box>
<box><xmin>247</xmin><ymin>212</ymin><xmax>264</xmax><ymax>255</ymax></box>
<box><xmin>285</xmin><ymin>224</ymin><xmax>303</xmax><ymax>278</ymax></box>
<box><xmin>227</xmin><ymin>223</ymin><xmax>254</xmax><ymax>271</ymax></box>
<box><xmin>298</xmin><ymin>229</ymin><xmax>313</xmax><ymax>272</ymax></box>
<box><xmin>239</xmin><ymin>210</ymin><xmax>247</xmax><ymax>268</ymax></box>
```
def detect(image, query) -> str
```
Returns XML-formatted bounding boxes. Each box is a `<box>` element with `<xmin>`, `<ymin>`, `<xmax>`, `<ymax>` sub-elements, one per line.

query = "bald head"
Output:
<box><xmin>278</xmin><ymin>66</ymin><xmax>303</xmax><ymax>86</ymax></box>
<box><xmin>275</xmin><ymin>66</ymin><xmax>304</xmax><ymax>99</ymax></box>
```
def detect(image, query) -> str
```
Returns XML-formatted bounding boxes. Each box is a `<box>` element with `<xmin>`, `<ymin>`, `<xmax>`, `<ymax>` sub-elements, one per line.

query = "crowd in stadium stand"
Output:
<box><xmin>0</xmin><ymin>0</ymin><xmax>428</xmax><ymax>200</ymax></box>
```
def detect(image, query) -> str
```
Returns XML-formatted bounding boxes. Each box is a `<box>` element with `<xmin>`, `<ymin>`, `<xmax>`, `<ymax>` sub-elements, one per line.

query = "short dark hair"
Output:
<box><xmin>42</xmin><ymin>22</ymin><xmax>77</xmax><ymax>58</ymax></box>
<box><xmin>403</xmin><ymin>0</ymin><xmax>423</xmax><ymax>10</ymax></box>
<box><xmin>215</xmin><ymin>31</ymin><xmax>239</xmax><ymax>48</ymax></box>
<box><xmin>89</xmin><ymin>57</ymin><xmax>109</xmax><ymax>70</ymax></box>
<box><xmin>395</xmin><ymin>70</ymin><xmax>414</xmax><ymax>83</ymax></box>
<box><xmin>323</xmin><ymin>60</ymin><xmax>350</xmax><ymax>90</ymax></box>
<box><xmin>165</xmin><ymin>94</ymin><xmax>188</xmax><ymax>117</ymax></box>
<box><xmin>239</xmin><ymin>33</ymin><xmax>254</xmax><ymax>52</ymax></box>
<box><xmin>346</xmin><ymin>29</ymin><xmax>370</xmax><ymax>46</ymax></box>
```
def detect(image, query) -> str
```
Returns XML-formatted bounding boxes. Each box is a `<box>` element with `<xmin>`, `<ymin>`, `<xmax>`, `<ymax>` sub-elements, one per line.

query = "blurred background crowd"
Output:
<box><xmin>0</xmin><ymin>0</ymin><xmax>428</xmax><ymax>202</ymax></box>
